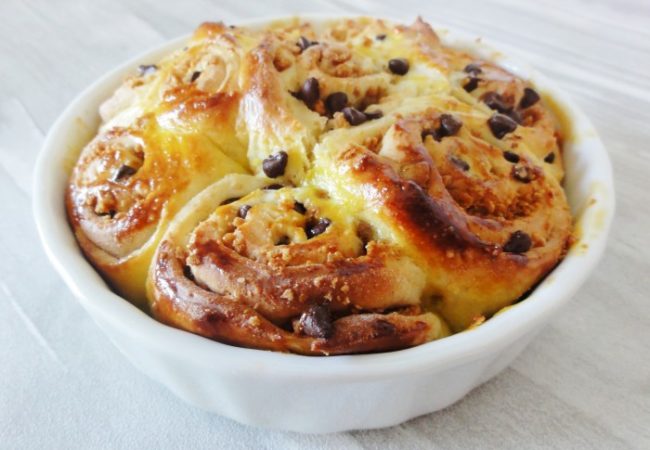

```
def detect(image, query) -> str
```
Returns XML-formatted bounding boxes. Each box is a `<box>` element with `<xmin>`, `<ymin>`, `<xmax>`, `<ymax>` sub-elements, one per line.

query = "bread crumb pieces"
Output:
<box><xmin>281</xmin><ymin>289</ymin><xmax>295</xmax><ymax>301</ymax></box>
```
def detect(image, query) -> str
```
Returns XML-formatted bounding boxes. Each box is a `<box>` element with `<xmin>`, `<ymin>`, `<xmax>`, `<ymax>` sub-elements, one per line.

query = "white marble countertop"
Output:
<box><xmin>1</xmin><ymin>0</ymin><xmax>649</xmax><ymax>448</ymax></box>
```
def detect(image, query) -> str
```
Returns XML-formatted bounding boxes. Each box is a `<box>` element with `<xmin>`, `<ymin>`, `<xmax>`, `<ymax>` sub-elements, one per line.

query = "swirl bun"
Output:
<box><xmin>315</xmin><ymin>101</ymin><xmax>571</xmax><ymax>330</ymax></box>
<box><xmin>66</xmin><ymin>23</ymin><xmax>249</xmax><ymax>303</ymax></box>
<box><xmin>67</xmin><ymin>17</ymin><xmax>572</xmax><ymax>353</ymax></box>
<box><xmin>149</xmin><ymin>175</ymin><xmax>447</xmax><ymax>355</ymax></box>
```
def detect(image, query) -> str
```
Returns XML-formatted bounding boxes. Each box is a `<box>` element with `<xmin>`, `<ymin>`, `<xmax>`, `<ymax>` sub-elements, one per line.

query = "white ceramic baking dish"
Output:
<box><xmin>33</xmin><ymin>15</ymin><xmax>614</xmax><ymax>433</ymax></box>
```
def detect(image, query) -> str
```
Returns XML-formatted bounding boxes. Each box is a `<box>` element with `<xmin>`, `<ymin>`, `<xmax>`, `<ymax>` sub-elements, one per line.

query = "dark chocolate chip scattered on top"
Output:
<box><xmin>325</xmin><ymin>92</ymin><xmax>348</xmax><ymax>114</ymax></box>
<box><xmin>306</xmin><ymin>217</ymin><xmax>331</xmax><ymax>239</ymax></box>
<box><xmin>512</xmin><ymin>165</ymin><xmax>534</xmax><ymax>183</ymax></box>
<box><xmin>488</xmin><ymin>113</ymin><xmax>518</xmax><ymax>139</ymax></box>
<box><xmin>372</xmin><ymin>319</ymin><xmax>397</xmax><ymax>337</ymax></box>
<box><xmin>463</xmin><ymin>77</ymin><xmax>480</xmax><ymax>92</ymax></box>
<box><xmin>298</xmin><ymin>304</ymin><xmax>333</xmax><ymax>339</ymax></box>
<box><xmin>481</xmin><ymin>91</ymin><xmax>512</xmax><ymax>113</ymax></box>
<box><xmin>503</xmin><ymin>230</ymin><xmax>532</xmax><ymax>253</ymax></box>
<box><xmin>299</xmin><ymin>77</ymin><xmax>320</xmax><ymax>107</ymax></box>
<box><xmin>519</xmin><ymin>87</ymin><xmax>540</xmax><ymax>109</ymax></box>
<box><xmin>503</xmin><ymin>151</ymin><xmax>520</xmax><ymax>163</ymax></box>
<box><xmin>421</xmin><ymin>128</ymin><xmax>439</xmax><ymax>141</ymax></box>
<box><xmin>262</xmin><ymin>151</ymin><xmax>288</xmax><ymax>178</ymax></box>
<box><xmin>388</xmin><ymin>58</ymin><xmax>409</xmax><ymax>75</ymax></box>
<box><xmin>439</xmin><ymin>114</ymin><xmax>463</xmax><ymax>138</ymax></box>
<box><xmin>463</xmin><ymin>63</ymin><xmax>482</xmax><ymax>75</ymax></box>
<box><xmin>238</xmin><ymin>204</ymin><xmax>252</xmax><ymax>219</ymax></box>
<box><xmin>342</xmin><ymin>107</ymin><xmax>367</xmax><ymax>126</ymax></box>
<box><xmin>297</xmin><ymin>36</ymin><xmax>318</xmax><ymax>52</ymax></box>
<box><xmin>506</xmin><ymin>109</ymin><xmax>523</xmax><ymax>125</ymax></box>
<box><xmin>293</xmin><ymin>202</ymin><xmax>307</xmax><ymax>214</ymax></box>
<box><xmin>183</xmin><ymin>265</ymin><xmax>195</xmax><ymax>281</ymax></box>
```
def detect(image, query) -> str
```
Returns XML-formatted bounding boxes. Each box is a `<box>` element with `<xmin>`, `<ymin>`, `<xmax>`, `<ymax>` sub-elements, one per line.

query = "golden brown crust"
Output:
<box><xmin>331</xmin><ymin>112</ymin><xmax>570</xmax><ymax>329</ymax></box>
<box><xmin>67</xmin><ymin>17</ymin><xmax>572</xmax><ymax>353</ymax></box>
<box><xmin>146</xmin><ymin>175</ymin><xmax>447</xmax><ymax>355</ymax></box>
<box><xmin>66</xmin><ymin>24</ymin><xmax>249</xmax><ymax>303</ymax></box>
<box><xmin>188</xmin><ymin>190</ymin><xmax>425</xmax><ymax>317</ymax></box>
<box><xmin>152</xmin><ymin>240</ymin><xmax>444</xmax><ymax>355</ymax></box>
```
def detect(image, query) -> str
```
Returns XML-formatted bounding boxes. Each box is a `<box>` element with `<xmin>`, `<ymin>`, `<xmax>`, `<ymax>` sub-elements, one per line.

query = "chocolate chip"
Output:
<box><xmin>376</xmin><ymin>33</ymin><xmax>387</xmax><ymax>41</ymax></box>
<box><xmin>544</xmin><ymin>152</ymin><xmax>556</xmax><ymax>163</ymax></box>
<box><xmin>138</xmin><ymin>64</ymin><xmax>157</xmax><ymax>76</ymax></box>
<box><xmin>299</xmin><ymin>77</ymin><xmax>320</xmax><ymax>107</ymax></box>
<box><xmin>463</xmin><ymin>77</ymin><xmax>480</xmax><ymax>92</ymax></box>
<box><xmin>503</xmin><ymin>151</ymin><xmax>520</xmax><ymax>163</ymax></box>
<box><xmin>388</xmin><ymin>58</ymin><xmax>409</xmax><ymax>75</ymax></box>
<box><xmin>298</xmin><ymin>304</ymin><xmax>333</xmax><ymax>338</ymax></box>
<box><xmin>297</xmin><ymin>36</ymin><xmax>311</xmax><ymax>51</ymax></box>
<box><xmin>373</xmin><ymin>319</ymin><xmax>397</xmax><ymax>337</ymax></box>
<box><xmin>112</xmin><ymin>164</ymin><xmax>137</xmax><ymax>182</ymax></box>
<box><xmin>512</xmin><ymin>165</ymin><xmax>533</xmax><ymax>183</ymax></box>
<box><xmin>325</xmin><ymin>92</ymin><xmax>348</xmax><ymax>114</ymax></box>
<box><xmin>506</xmin><ymin>109</ymin><xmax>523</xmax><ymax>125</ymax></box>
<box><xmin>451</xmin><ymin>156</ymin><xmax>470</xmax><ymax>171</ymax></box>
<box><xmin>342</xmin><ymin>107</ymin><xmax>367</xmax><ymax>126</ymax></box>
<box><xmin>237</xmin><ymin>204</ymin><xmax>252</xmax><ymax>219</ymax></box>
<box><xmin>364</xmin><ymin>109</ymin><xmax>383</xmax><ymax>120</ymax></box>
<box><xmin>293</xmin><ymin>202</ymin><xmax>306</xmax><ymax>214</ymax></box>
<box><xmin>262</xmin><ymin>151</ymin><xmax>288</xmax><ymax>178</ymax></box>
<box><xmin>503</xmin><ymin>230</ymin><xmax>532</xmax><ymax>253</ymax></box>
<box><xmin>190</xmin><ymin>71</ymin><xmax>201</xmax><ymax>82</ymax></box>
<box><xmin>424</xmin><ymin>115</ymin><xmax>462</xmax><ymax>142</ymax></box>
<box><xmin>488</xmin><ymin>113</ymin><xmax>518</xmax><ymax>139</ymax></box>
<box><xmin>263</xmin><ymin>183</ymin><xmax>284</xmax><ymax>190</ymax></box>
<box><xmin>276</xmin><ymin>236</ymin><xmax>290</xmax><ymax>246</ymax></box>
<box><xmin>297</xmin><ymin>36</ymin><xmax>318</xmax><ymax>52</ymax></box>
<box><xmin>439</xmin><ymin>114</ymin><xmax>462</xmax><ymax>138</ymax></box>
<box><xmin>183</xmin><ymin>265</ymin><xmax>195</xmax><ymax>281</ymax></box>
<box><xmin>482</xmin><ymin>91</ymin><xmax>512</xmax><ymax>113</ymax></box>
<box><xmin>519</xmin><ymin>87</ymin><xmax>540</xmax><ymax>109</ymax></box>
<box><xmin>421</xmin><ymin>128</ymin><xmax>440</xmax><ymax>141</ymax></box>
<box><xmin>463</xmin><ymin>63</ymin><xmax>482</xmax><ymax>75</ymax></box>
<box><xmin>306</xmin><ymin>218</ymin><xmax>331</xmax><ymax>238</ymax></box>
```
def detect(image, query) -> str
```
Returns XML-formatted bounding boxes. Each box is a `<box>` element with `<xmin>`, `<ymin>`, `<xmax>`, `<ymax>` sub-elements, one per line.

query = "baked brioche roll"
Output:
<box><xmin>68</xmin><ymin>16</ymin><xmax>572</xmax><ymax>353</ymax></box>
<box><xmin>313</xmin><ymin>93</ymin><xmax>571</xmax><ymax>331</ymax></box>
<box><xmin>66</xmin><ymin>23</ymin><xmax>252</xmax><ymax>304</ymax></box>
<box><xmin>149</xmin><ymin>174</ymin><xmax>448</xmax><ymax>355</ymax></box>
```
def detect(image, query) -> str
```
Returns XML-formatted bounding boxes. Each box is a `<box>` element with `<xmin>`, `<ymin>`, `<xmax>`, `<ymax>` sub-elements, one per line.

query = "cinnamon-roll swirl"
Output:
<box><xmin>149</xmin><ymin>175</ymin><xmax>448</xmax><ymax>355</ymax></box>
<box><xmin>66</xmin><ymin>23</ymin><xmax>250</xmax><ymax>304</ymax></box>
<box><xmin>67</xmin><ymin>17</ymin><xmax>573</xmax><ymax>353</ymax></box>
